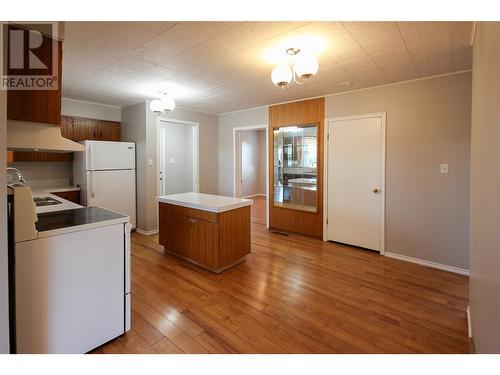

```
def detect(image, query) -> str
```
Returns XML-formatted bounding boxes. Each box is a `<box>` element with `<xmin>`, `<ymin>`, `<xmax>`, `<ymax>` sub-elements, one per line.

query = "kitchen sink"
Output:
<box><xmin>33</xmin><ymin>197</ymin><xmax>63</xmax><ymax>207</ymax></box>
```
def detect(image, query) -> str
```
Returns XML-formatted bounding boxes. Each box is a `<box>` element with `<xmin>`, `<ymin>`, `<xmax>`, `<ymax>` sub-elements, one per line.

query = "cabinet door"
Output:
<box><xmin>86</xmin><ymin>119</ymin><xmax>99</xmax><ymax>140</ymax></box>
<box><xmin>60</xmin><ymin>116</ymin><xmax>74</xmax><ymax>140</ymax></box>
<box><xmin>51</xmin><ymin>190</ymin><xmax>80</xmax><ymax>204</ymax></box>
<box><xmin>12</xmin><ymin>151</ymin><xmax>72</xmax><ymax>162</ymax></box>
<box><xmin>7</xmin><ymin>32</ymin><xmax>62</xmax><ymax>125</ymax></box>
<box><xmin>98</xmin><ymin>121</ymin><xmax>121</xmax><ymax>141</ymax></box>
<box><xmin>72</xmin><ymin>117</ymin><xmax>89</xmax><ymax>141</ymax></box>
<box><xmin>191</xmin><ymin>219</ymin><xmax>219</xmax><ymax>270</ymax></box>
<box><xmin>163</xmin><ymin>212</ymin><xmax>191</xmax><ymax>258</ymax></box>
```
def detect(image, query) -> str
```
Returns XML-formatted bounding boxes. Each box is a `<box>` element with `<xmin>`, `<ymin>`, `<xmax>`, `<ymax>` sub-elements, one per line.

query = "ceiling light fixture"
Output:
<box><xmin>149</xmin><ymin>93</ymin><xmax>176</xmax><ymax>116</ymax></box>
<box><xmin>271</xmin><ymin>47</ymin><xmax>319</xmax><ymax>89</ymax></box>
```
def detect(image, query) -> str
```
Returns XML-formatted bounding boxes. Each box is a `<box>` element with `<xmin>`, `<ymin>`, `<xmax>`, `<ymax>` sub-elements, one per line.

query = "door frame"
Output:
<box><xmin>156</xmin><ymin>117</ymin><xmax>200</xmax><ymax>197</ymax></box>
<box><xmin>232</xmin><ymin>124</ymin><xmax>269</xmax><ymax>229</ymax></box>
<box><xmin>323</xmin><ymin>112</ymin><xmax>386</xmax><ymax>254</ymax></box>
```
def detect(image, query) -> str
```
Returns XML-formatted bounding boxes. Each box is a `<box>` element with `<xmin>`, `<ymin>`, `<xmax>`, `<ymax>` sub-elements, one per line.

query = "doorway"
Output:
<box><xmin>158</xmin><ymin>119</ymin><xmax>199</xmax><ymax>196</ymax></box>
<box><xmin>233</xmin><ymin>125</ymin><xmax>268</xmax><ymax>227</ymax></box>
<box><xmin>325</xmin><ymin>113</ymin><xmax>386</xmax><ymax>253</ymax></box>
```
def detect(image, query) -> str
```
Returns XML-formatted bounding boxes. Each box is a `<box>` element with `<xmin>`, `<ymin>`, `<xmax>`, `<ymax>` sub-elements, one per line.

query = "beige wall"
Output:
<box><xmin>7</xmin><ymin>162</ymin><xmax>73</xmax><ymax>183</ymax></box>
<box><xmin>469</xmin><ymin>22</ymin><xmax>500</xmax><ymax>353</ymax></box>
<box><xmin>326</xmin><ymin>72</ymin><xmax>471</xmax><ymax>270</ymax></box>
<box><xmin>241</xmin><ymin>129</ymin><xmax>266</xmax><ymax>197</ymax></box>
<box><xmin>218</xmin><ymin>107</ymin><xmax>269</xmax><ymax>196</ymax></box>
<box><xmin>0</xmin><ymin>89</ymin><xmax>9</xmax><ymax>352</ymax></box>
<box><xmin>218</xmin><ymin>72</ymin><xmax>471</xmax><ymax>270</ymax></box>
<box><xmin>62</xmin><ymin>98</ymin><xmax>122</xmax><ymax>121</ymax></box>
<box><xmin>122</xmin><ymin>102</ymin><xmax>218</xmax><ymax>232</ymax></box>
<box><xmin>121</xmin><ymin>102</ymin><xmax>148</xmax><ymax>231</ymax></box>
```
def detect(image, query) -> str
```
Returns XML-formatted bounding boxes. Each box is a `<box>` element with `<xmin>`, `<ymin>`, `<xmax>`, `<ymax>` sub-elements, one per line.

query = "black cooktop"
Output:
<box><xmin>36</xmin><ymin>207</ymin><xmax>127</xmax><ymax>232</ymax></box>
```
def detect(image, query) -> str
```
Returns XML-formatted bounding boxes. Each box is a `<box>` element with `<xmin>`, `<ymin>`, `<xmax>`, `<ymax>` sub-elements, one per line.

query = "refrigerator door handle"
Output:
<box><xmin>124</xmin><ymin>222</ymin><xmax>131</xmax><ymax>294</ymax></box>
<box><xmin>90</xmin><ymin>171</ymin><xmax>95</xmax><ymax>198</ymax></box>
<box><xmin>89</xmin><ymin>144</ymin><xmax>94</xmax><ymax>170</ymax></box>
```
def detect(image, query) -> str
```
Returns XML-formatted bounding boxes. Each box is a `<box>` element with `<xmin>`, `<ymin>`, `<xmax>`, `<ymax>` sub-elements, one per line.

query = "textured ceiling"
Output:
<box><xmin>62</xmin><ymin>21</ymin><xmax>473</xmax><ymax>114</ymax></box>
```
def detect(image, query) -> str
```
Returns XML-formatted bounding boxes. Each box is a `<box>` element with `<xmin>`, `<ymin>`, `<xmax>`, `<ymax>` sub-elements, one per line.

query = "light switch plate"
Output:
<box><xmin>169</xmin><ymin>158</ymin><xmax>175</xmax><ymax>165</ymax></box>
<box><xmin>148</xmin><ymin>158</ymin><xmax>154</xmax><ymax>167</ymax></box>
<box><xmin>440</xmin><ymin>163</ymin><xmax>449</xmax><ymax>174</ymax></box>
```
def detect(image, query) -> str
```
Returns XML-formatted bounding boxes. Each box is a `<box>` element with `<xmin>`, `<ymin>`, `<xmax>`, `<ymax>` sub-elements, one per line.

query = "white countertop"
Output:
<box><xmin>157</xmin><ymin>192</ymin><xmax>252</xmax><ymax>213</ymax></box>
<box><xmin>30</xmin><ymin>185</ymin><xmax>80</xmax><ymax>195</ymax></box>
<box><xmin>32</xmin><ymin>191</ymin><xmax>82</xmax><ymax>214</ymax></box>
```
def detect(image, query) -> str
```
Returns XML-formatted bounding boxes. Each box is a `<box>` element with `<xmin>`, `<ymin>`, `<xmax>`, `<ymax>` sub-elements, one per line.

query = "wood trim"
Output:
<box><xmin>268</xmin><ymin>97</ymin><xmax>325</xmax><ymax>238</ymax></box>
<box><xmin>7</xmin><ymin>151</ymin><xmax>14</xmax><ymax>164</ymax></box>
<box><xmin>11</xmin><ymin>151</ymin><xmax>72</xmax><ymax>162</ymax></box>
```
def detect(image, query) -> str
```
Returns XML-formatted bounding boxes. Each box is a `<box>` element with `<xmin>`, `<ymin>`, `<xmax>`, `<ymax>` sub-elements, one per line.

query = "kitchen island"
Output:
<box><xmin>157</xmin><ymin>192</ymin><xmax>252</xmax><ymax>273</ymax></box>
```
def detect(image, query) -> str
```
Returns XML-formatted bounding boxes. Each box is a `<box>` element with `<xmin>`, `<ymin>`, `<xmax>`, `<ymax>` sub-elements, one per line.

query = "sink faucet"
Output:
<box><xmin>7</xmin><ymin>167</ymin><xmax>27</xmax><ymax>186</ymax></box>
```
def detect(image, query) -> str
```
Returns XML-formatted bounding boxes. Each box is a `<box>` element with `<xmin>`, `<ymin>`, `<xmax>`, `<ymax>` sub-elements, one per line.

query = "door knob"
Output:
<box><xmin>372</xmin><ymin>188</ymin><xmax>380</xmax><ymax>193</ymax></box>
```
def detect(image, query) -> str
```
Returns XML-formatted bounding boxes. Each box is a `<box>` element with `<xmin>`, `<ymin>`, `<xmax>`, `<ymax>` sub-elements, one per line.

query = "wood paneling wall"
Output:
<box><xmin>268</xmin><ymin>97</ymin><xmax>325</xmax><ymax>238</ymax></box>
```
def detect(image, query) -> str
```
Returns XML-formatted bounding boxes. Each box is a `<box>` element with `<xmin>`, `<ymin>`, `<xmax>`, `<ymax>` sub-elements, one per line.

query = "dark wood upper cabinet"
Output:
<box><xmin>6</xmin><ymin>26</ymin><xmax>63</xmax><ymax>125</ymax></box>
<box><xmin>98</xmin><ymin>120</ymin><xmax>121</xmax><ymax>142</ymax></box>
<box><xmin>61</xmin><ymin>116</ymin><xmax>121</xmax><ymax>142</ymax></box>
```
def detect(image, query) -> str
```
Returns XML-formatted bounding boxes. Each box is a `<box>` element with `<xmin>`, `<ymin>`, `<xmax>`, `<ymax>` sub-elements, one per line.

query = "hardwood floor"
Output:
<box><xmin>93</xmin><ymin>196</ymin><xmax>469</xmax><ymax>354</ymax></box>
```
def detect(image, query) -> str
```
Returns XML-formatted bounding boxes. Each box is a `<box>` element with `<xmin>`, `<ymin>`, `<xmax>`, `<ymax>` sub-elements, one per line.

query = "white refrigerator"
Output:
<box><xmin>74</xmin><ymin>141</ymin><xmax>136</xmax><ymax>228</ymax></box>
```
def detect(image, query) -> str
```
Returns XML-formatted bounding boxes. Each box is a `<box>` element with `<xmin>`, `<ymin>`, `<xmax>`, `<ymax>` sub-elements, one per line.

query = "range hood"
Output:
<box><xmin>7</xmin><ymin>120</ymin><xmax>84</xmax><ymax>152</ymax></box>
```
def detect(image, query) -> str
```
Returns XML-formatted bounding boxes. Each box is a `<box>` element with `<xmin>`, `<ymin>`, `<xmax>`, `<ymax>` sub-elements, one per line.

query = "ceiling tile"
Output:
<box><xmin>378</xmin><ymin>58</ymin><xmax>420</xmax><ymax>82</ymax></box>
<box><xmin>371</xmin><ymin>48</ymin><xmax>411</xmax><ymax>66</ymax></box>
<box><xmin>412</xmin><ymin>51</ymin><xmax>452</xmax><ymax>76</ymax></box>
<box><xmin>361</xmin><ymin>34</ymin><xmax>406</xmax><ymax>55</ymax></box>
<box><xmin>215</xmin><ymin>22</ymin><xmax>293</xmax><ymax>51</ymax></box>
<box><xmin>62</xmin><ymin>21</ymin><xmax>473</xmax><ymax>114</ymax></box>
<box><xmin>343</xmin><ymin>22</ymin><xmax>400</xmax><ymax>44</ymax></box>
<box><xmin>406</xmin><ymin>36</ymin><xmax>451</xmax><ymax>57</ymax></box>
<box><xmin>452</xmin><ymin>45</ymin><xmax>473</xmax><ymax>71</ymax></box>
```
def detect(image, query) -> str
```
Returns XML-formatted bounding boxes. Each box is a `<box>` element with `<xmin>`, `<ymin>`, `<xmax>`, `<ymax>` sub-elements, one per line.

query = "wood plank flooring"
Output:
<box><xmin>93</xmin><ymin>196</ymin><xmax>469</xmax><ymax>354</ymax></box>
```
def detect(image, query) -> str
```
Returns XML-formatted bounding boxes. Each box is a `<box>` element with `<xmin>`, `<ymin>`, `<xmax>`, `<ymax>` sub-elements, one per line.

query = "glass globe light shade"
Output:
<box><xmin>294</xmin><ymin>54</ymin><xmax>319</xmax><ymax>79</ymax></box>
<box><xmin>161</xmin><ymin>96</ymin><xmax>176</xmax><ymax>112</ymax></box>
<box><xmin>271</xmin><ymin>64</ymin><xmax>293</xmax><ymax>87</ymax></box>
<box><xmin>149</xmin><ymin>99</ymin><xmax>163</xmax><ymax>115</ymax></box>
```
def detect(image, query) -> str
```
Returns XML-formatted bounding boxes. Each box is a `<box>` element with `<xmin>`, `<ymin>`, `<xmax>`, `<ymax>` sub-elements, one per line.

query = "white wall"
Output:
<box><xmin>469</xmin><ymin>22</ymin><xmax>500</xmax><ymax>353</ymax></box>
<box><xmin>218</xmin><ymin>107</ymin><xmax>268</xmax><ymax>196</ymax></box>
<box><xmin>241</xmin><ymin>129</ymin><xmax>266</xmax><ymax>197</ymax></box>
<box><xmin>0</xmin><ymin>89</ymin><xmax>9</xmax><ymax>353</ymax></box>
<box><xmin>62</xmin><ymin>98</ymin><xmax>121</xmax><ymax>121</ymax></box>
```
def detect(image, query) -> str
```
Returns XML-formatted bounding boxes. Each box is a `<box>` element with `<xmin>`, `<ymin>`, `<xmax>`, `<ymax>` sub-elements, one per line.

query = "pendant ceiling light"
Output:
<box><xmin>271</xmin><ymin>48</ymin><xmax>319</xmax><ymax>89</ymax></box>
<box><xmin>149</xmin><ymin>93</ymin><xmax>176</xmax><ymax>116</ymax></box>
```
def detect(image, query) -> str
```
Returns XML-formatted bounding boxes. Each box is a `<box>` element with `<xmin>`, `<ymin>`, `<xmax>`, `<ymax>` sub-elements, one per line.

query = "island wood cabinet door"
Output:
<box><xmin>158</xmin><ymin>202</ymin><xmax>250</xmax><ymax>273</ymax></box>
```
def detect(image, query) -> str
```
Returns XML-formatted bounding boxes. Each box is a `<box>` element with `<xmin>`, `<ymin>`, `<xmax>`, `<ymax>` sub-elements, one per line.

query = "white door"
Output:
<box><xmin>86</xmin><ymin>170</ymin><xmax>136</xmax><ymax>228</ymax></box>
<box><xmin>159</xmin><ymin>121</ymin><xmax>196</xmax><ymax>195</ymax></box>
<box><xmin>86</xmin><ymin>141</ymin><xmax>135</xmax><ymax>171</ymax></box>
<box><xmin>327</xmin><ymin>115</ymin><xmax>385</xmax><ymax>252</ymax></box>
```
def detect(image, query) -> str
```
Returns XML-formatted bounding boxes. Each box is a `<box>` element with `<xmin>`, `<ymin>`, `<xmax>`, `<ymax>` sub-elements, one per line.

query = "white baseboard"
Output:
<box><xmin>135</xmin><ymin>228</ymin><xmax>158</xmax><ymax>236</ymax></box>
<box><xmin>243</xmin><ymin>193</ymin><xmax>266</xmax><ymax>198</ymax></box>
<box><xmin>467</xmin><ymin>305</ymin><xmax>472</xmax><ymax>338</ymax></box>
<box><xmin>384</xmin><ymin>252</ymin><xmax>470</xmax><ymax>276</ymax></box>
